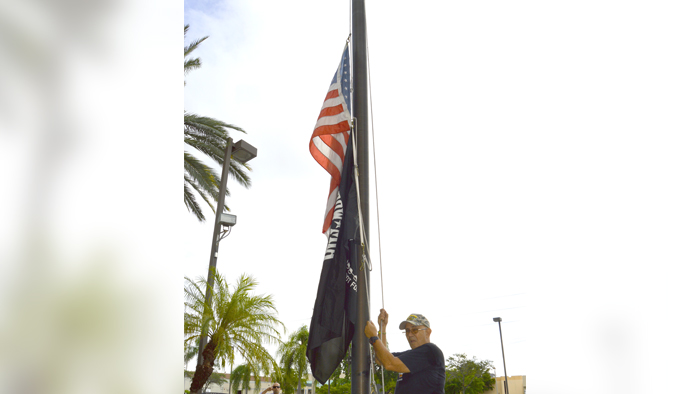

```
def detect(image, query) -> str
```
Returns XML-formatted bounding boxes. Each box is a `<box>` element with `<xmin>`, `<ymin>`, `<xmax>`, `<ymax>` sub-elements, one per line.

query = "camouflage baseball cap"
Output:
<box><xmin>398</xmin><ymin>313</ymin><xmax>430</xmax><ymax>329</ymax></box>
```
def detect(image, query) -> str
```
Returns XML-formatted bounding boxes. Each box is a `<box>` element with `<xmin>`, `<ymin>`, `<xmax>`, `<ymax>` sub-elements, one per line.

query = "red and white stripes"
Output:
<box><xmin>309</xmin><ymin>46</ymin><xmax>352</xmax><ymax>237</ymax></box>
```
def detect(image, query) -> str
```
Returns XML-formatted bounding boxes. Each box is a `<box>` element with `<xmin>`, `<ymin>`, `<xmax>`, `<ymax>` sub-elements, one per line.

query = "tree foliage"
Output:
<box><xmin>184</xmin><ymin>24</ymin><xmax>251</xmax><ymax>221</ymax></box>
<box><xmin>278</xmin><ymin>325</ymin><xmax>311</xmax><ymax>394</ymax></box>
<box><xmin>445</xmin><ymin>354</ymin><xmax>495</xmax><ymax>394</ymax></box>
<box><xmin>184</xmin><ymin>272</ymin><xmax>283</xmax><ymax>394</ymax></box>
<box><xmin>317</xmin><ymin>380</ymin><xmax>351</xmax><ymax>394</ymax></box>
<box><xmin>230</xmin><ymin>363</ymin><xmax>270</xmax><ymax>394</ymax></box>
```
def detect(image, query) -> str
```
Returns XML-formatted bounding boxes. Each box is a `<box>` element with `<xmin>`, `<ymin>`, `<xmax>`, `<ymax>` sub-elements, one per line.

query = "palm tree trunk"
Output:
<box><xmin>190</xmin><ymin>339</ymin><xmax>218</xmax><ymax>394</ymax></box>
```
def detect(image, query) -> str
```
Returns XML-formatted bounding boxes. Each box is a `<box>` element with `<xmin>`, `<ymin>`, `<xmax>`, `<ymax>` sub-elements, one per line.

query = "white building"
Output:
<box><xmin>483</xmin><ymin>375</ymin><xmax>526</xmax><ymax>394</ymax></box>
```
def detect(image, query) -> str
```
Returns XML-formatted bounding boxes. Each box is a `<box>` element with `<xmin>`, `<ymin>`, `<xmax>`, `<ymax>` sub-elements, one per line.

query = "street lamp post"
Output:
<box><xmin>493</xmin><ymin>317</ymin><xmax>509</xmax><ymax>394</ymax></box>
<box><xmin>196</xmin><ymin>137</ymin><xmax>257</xmax><ymax>367</ymax></box>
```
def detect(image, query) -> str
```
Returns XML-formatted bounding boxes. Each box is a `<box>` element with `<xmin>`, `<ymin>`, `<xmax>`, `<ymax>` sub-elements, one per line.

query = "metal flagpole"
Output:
<box><xmin>351</xmin><ymin>0</ymin><xmax>370</xmax><ymax>393</ymax></box>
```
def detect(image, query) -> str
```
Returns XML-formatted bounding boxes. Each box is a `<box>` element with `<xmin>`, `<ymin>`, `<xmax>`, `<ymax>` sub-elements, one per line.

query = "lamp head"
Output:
<box><xmin>219</xmin><ymin>213</ymin><xmax>237</xmax><ymax>227</ymax></box>
<box><xmin>232</xmin><ymin>139</ymin><xmax>257</xmax><ymax>163</ymax></box>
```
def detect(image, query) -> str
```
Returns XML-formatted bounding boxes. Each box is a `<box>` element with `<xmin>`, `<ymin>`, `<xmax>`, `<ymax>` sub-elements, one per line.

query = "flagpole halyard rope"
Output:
<box><xmin>367</xmin><ymin>38</ymin><xmax>385</xmax><ymax>314</ymax></box>
<box><xmin>365</xmin><ymin>27</ymin><xmax>387</xmax><ymax>394</ymax></box>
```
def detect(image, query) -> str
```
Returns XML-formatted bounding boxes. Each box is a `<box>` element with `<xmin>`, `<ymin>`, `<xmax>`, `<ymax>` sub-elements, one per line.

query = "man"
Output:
<box><xmin>365</xmin><ymin>309</ymin><xmax>445</xmax><ymax>394</ymax></box>
<box><xmin>261</xmin><ymin>382</ymin><xmax>281</xmax><ymax>394</ymax></box>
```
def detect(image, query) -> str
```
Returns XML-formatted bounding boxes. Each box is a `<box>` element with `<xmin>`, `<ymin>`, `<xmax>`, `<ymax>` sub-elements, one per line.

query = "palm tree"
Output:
<box><xmin>229</xmin><ymin>364</ymin><xmax>252</xmax><ymax>394</ymax></box>
<box><xmin>229</xmin><ymin>362</ymin><xmax>271</xmax><ymax>394</ymax></box>
<box><xmin>184</xmin><ymin>272</ymin><xmax>283</xmax><ymax>394</ymax></box>
<box><xmin>184</xmin><ymin>25</ymin><xmax>252</xmax><ymax>221</ymax></box>
<box><xmin>278</xmin><ymin>325</ymin><xmax>310</xmax><ymax>394</ymax></box>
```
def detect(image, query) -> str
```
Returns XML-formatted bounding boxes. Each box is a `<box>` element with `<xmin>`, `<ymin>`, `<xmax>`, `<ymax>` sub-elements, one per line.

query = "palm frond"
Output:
<box><xmin>184</xmin><ymin>183</ymin><xmax>206</xmax><ymax>221</ymax></box>
<box><xmin>185</xmin><ymin>151</ymin><xmax>238</xmax><ymax>221</ymax></box>
<box><xmin>185</xmin><ymin>175</ymin><xmax>215</xmax><ymax>212</ymax></box>
<box><xmin>184</xmin><ymin>152</ymin><xmax>221</xmax><ymax>196</ymax></box>
<box><xmin>185</xmin><ymin>58</ymin><xmax>203</xmax><ymax>74</ymax></box>
<box><xmin>184</xmin><ymin>24</ymin><xmax>209</xmax><ymax>75</ymax></box>
<box><xmin>185</xmin><ymin>112</ymin><xmax>245</xmax><ymax>139</ymax></box>
<box><xmin>185</xmin><ymin>35</ymin><xmax>208</xmax><ymax>58</ymax></box>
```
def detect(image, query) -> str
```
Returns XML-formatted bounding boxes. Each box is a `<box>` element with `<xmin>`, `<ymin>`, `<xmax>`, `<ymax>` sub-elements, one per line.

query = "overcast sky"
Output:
<box><xmin>182</xmin><ymin>0</ymin><xmax>700</xmax><ymax>391</ymax></box>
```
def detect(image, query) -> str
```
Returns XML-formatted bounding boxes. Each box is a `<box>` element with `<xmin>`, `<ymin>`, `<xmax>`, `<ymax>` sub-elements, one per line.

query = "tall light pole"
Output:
<box><xmin>493</xmin><ymin>317</ymin><xmax>509</xmax><ymax>394</ymax></box>
<box><xmin>197</xmin><ymin>138</ymin><xmax>257</xmax><ymax>367</ymax></box>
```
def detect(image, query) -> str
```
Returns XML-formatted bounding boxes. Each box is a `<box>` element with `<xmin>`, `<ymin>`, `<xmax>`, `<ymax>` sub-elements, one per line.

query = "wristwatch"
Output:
<box><xmin>369</xmin><ymin>336</ymin><xmax>379</xmax><ymax>345</ymax></box>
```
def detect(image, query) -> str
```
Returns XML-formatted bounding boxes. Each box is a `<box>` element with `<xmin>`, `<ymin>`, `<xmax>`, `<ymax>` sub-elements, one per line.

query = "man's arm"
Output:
<box><xmin>372</xmin><ymin>335</ymin><xmax>410</xmax><ymax>373</ymax></box>
<box><xmin>365</xmin><ymin>321</ymin><xmax>410</xmax><ymax>373</ymax></box>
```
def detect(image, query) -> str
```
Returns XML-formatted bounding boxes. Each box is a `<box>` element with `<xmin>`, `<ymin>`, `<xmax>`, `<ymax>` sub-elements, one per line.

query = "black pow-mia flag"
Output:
<box><xmin>306</xmin><ymin>129</ymin><xmax>360</xmax><ymax>384</ymax></box>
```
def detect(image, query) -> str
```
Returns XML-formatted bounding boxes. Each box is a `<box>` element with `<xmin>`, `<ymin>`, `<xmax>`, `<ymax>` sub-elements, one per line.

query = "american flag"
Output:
<box><xmin>309</xmin><ymin>45</ymin><xmax>352</xmax><ymax>237</ymax></box>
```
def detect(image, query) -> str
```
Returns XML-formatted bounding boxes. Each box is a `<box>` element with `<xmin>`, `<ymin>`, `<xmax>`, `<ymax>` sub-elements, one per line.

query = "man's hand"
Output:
<box><xmin>378</xmin><ymin>308</ymin><xmax>389</xmax><ymax>331</ymax></box>
<box><xmin>365</xmin><ymin>320</ymin><xmax>378</xmax><ymax>338</ymax></box>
